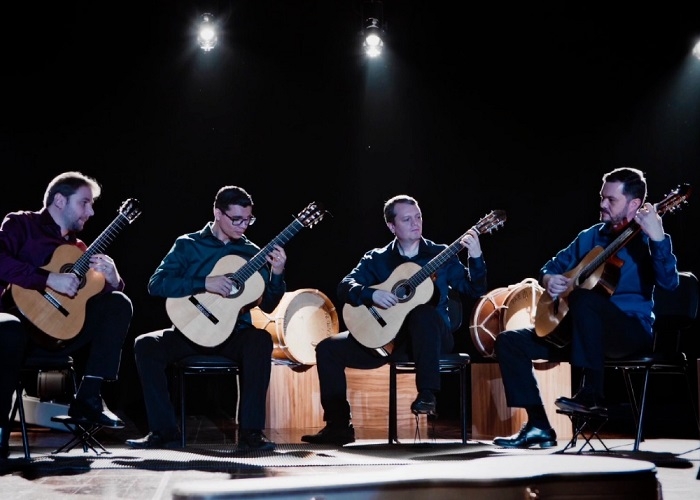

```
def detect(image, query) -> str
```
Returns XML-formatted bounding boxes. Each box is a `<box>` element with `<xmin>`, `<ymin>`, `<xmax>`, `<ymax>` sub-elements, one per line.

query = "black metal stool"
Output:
<box><xmin>49</xmin><ymin>415</ymin><xmax>117</xmax><ymax>455</ymax></box>
<box><xmin>556</xmin><ymin>408</ymin><xmax>610</xmax><ymax>454</ymax></box>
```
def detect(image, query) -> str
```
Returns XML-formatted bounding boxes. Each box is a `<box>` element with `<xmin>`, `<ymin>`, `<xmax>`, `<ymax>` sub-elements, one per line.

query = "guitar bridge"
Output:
<box><xmin>188</xmin><ymin>296</ymin><xmax>220</xmax><ymax>325</ymax></box>
<box><xmin>368</xmin><ymin>306</ymin><xmax>387</xmax><ymax>327</ymax></box>
<box><xmin>42</xmin><ymin>291</ymin><xmax>70</xmax><ymax>317</ymax></box>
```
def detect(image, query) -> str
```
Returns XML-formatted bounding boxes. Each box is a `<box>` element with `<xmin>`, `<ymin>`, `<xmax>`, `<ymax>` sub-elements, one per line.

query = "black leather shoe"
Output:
<box><xmin>0</xmin><ymin>426</ymin><xmax>9</xmax><ymax>459</ymax></box>
<box><xmin>410</xmin><ymin>390</ymin><xmax>437</xmax><ymax>416</ymax></box>
<box><xmin>493</xmin><ymin>422</ymin><xmax>557</xmax><ymax>449</ymax></box>
<box><xmin>126</xmin><ymin>431</ymin><xmax>181</xmax><ymax>449</ymax></box>
<box><xmin>301</xmin><ymin>423</ymin><xmax>355</xmax><ymax>446</ymax></box>
<box><xmin>238</xmin><ymin>430</ymin><xmax>275</xmax><ymax>451</ymax></box>
<box><xmin>68</xmin><ymin>397</ymin><xmax>125</xmax><ymax>428</ymax></box>
<box><xmin>555</xmin><ymin>390</ymin><xmax>607</xmax><ymax>414</ymax></box>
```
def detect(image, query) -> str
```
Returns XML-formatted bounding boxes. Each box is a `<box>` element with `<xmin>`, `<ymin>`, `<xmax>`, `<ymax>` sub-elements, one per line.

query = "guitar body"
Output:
<box><xmin>165</xmin><ymin>254</ymin><xmax>266</xmax><ymax>348</ymax></box>
<box><xmin>534</xmin><ymin>247</ymin><xmax>622</xmax><ymax>346</ymax></box>
<box><xmin>342</xmin><ymin>262</ymin><xmax>436</xmax><ymax>349</ymax></box>
<box><xmin>11</xmin><ymin>245</ymin><xmax>105</xmax><ymax>344</ymax></box>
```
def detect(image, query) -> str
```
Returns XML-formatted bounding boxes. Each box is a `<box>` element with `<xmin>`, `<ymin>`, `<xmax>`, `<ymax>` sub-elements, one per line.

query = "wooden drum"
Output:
<box><xmin>469</xmin><ymin>287</ymin><xmax>510</xmax><ymax>359</ymax></box>
<box><xmin>469</xmin><ymin>278</ymin><xmax>544</xmax><ymax>359</ymax></box>
<box><xmin>251</xmin><ymin>288</ymin><xmax>339</xmax><ymax>366</ymax></box>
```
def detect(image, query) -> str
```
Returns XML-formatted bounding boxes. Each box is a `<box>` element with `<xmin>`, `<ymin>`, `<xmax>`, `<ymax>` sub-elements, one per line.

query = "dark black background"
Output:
<box><xmin>3</xmin><ymin>2</ymin><xmax>699</xmax><ymax>434</ymax></box>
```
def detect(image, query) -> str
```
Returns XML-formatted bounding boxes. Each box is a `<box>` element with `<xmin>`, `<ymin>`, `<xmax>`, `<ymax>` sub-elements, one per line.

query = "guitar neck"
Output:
<box><xmin>72</xmin><ymin>212</ymin><xmax>136</xmax><ymax>278</ymax></box>
<box><xmin>228</xmin><ymin>219</ymin><xmax>304</xmax><ymax>283</ymax></box>
<box><xmin>403</xmin><ymin>234</ymin><xmax>467</xmax><ymax>292</ymax></box>
<box><xmin>398</xmin><ymin>210</ymin><xmax>505</xmax><ymax>295</ymax></box>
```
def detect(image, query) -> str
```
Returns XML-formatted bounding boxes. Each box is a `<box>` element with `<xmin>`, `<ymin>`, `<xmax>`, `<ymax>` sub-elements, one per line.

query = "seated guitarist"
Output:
<box><xmin>126</xmin><ymin>185</ymin><xmax>285</xmax><ymax>451</ymax></box>
<box><xmin>0</xmin><ymin>171</ymin><xmax>134</xmax><ymax>460</ymax></box>
<box><xmin>301</xmin><ymin>194</ymin><xmax>487</xmax><ymax>445</ymax></box>
<box><xmin>492</xmin><ymin>167</ymin><xmax>680</xmax><ymax>449</ymax></box>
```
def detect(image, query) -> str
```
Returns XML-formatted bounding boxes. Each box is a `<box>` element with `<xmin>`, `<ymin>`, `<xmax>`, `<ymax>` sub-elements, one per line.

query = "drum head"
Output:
<box><xmin>257</xmin><ymin>289</ymin><xmax>339</xmax><ymax>366</ymax></box>
<box><xmin>501</xmin><ymin>278</ymin><xmax>544</xmax><ymax>332</ymax></box>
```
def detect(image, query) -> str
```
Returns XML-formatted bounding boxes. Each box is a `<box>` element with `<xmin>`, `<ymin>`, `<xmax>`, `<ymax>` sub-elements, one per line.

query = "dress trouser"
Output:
<box><xmin>494</xmin><ymin>288</ymin><xmax>653</xmax><ymax>408</ymax></box>
<box><xmin>315</xmin><ymin>304</ymin><xmax>453</xmax><ymax>423</ymax></box>
<box><xmin>133</xmin><ymin>326</ymin><xmax>273</xmax><ymax>434</ymax></box>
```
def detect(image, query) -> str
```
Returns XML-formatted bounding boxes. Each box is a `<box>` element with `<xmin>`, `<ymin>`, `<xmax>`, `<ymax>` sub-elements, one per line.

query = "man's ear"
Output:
<box><xmin>54</xmin><ymin>193</ymin><xmax>66</xmax><ymax>209</ymax></box>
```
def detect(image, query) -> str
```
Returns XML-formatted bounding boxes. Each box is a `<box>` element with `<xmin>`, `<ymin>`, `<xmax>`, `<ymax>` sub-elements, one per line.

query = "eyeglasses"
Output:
<box><xmin>222</xmin><ymin>213</ymin><xmax>256</xmax><ymax>226</ymax></box>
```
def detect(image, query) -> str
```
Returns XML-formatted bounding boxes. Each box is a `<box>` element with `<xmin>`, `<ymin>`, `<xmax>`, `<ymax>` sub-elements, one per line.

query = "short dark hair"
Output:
<box><xmin>43</xmin><ymin>171</ymin><xmax>101</xmax><ymax>208</ymax></box>
<box><xmin>214</xmin><ymin>185</ymin><xmax>254</xmax><ymax>212</ymax></box>
<box><xmin>383</xmin><ymin>194</ymin><xmax>419</xmax><ymax>224</ymax></box>
<box><xmin>603</xmin><ymin>167</ymin><xmax>647</xmax><ymax>203</ymax></box>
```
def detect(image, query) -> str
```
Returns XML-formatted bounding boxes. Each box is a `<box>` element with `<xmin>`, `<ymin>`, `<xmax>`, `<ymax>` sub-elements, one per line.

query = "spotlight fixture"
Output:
<box><xmin>197</xmin><ymin>13</ymin><xmax>218</xmax><ymax>52</ymax></box>
<box><xmin>363</xmin><ymin>17</ymin><xmax>384</xmax><ymax>58</ymax></box>
<box><xmin>693</xmin><ymin>39</ymin><xmax>700</xmax><ymax>61</ymax></box>
<box><xmin>362</xmin><ymin>1</ymin><xmax>385</xmax><ymax>58</ymax></box>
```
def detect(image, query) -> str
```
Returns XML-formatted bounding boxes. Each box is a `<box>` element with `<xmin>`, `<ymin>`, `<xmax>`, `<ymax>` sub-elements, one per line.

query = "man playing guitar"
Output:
<box><xmin>126</xmin><ymin>185</ymin><xmax>285</xmax><ymax>451</ymax></box>
<box><xmin>492</xmin><ymin>167</ymin><xmax>681</xmax><ymax>449</ymax></box>
<box><xmin>302</xmin><ymin>194</ymin><xmax>488</xmax><ymax>445</ymax></box>
<box><xmin>0</xmin><ymin>171</ymin><xmax>134</xmax><ymax>460</ymax></box>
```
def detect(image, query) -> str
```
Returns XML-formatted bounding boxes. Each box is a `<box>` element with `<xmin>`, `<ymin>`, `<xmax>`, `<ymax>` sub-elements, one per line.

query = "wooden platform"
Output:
<box><xmin>266</xmin><ymin>363</ymin><xmax>427</xmax><ymax>438</ymax></box>
<box><xmin>471</xmin><ymin>361</ymin><xmax>572</xmax><ymax>439</ymax></box>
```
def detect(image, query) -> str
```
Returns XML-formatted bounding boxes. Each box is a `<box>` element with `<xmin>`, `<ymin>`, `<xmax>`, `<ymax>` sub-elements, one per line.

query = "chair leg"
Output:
<box><xmin>179</xmin><ymin>368</ymin><xmax>187</xmax><ymax>448</ymax></box>
<box><xmin>633</xmin><ymin>369</ymin><xmax>652</xmax><ymax>451</ymax></box>
<box><xmin>459</xmin><ymin>365</ymin><xmax>468</xmax><ymax>444</ymax></box>
<box><xmin>13</xmin><ymin>386</ymin><xmax>31</xmax><ymax>460</ymax></box>
<box><xmin>682</xmin><ymin>373</ymin><xmax>700</xmax><ymax>441</ymax></box>
<box><xmin>620</xmin><ymin>369</ymin><xmax>643</xmax><ymax>447</ymax></box>
<box><xmin>388</xmin><ymin>364</ymin><xmax>398</xmax><ymax>444</ymax></box>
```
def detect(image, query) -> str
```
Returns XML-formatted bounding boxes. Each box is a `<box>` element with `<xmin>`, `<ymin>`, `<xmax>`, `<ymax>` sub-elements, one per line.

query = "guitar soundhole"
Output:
<box><xmin>393</xmin><ymin>283</ymin><xmax>413</xmax><ymax>302</ymax></box>
<box><xmin>228</xmin><ymin>281</ymin><xmax>244</xmax><ymax>298</ymax></box>
<box><xmin>59</xmin><ymin>263</ymin><xmax>86</xmax><ymax>288</ymax></box>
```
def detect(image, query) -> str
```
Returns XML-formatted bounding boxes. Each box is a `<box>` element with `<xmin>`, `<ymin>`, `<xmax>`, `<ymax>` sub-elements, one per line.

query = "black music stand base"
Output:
<box><xmin>50</xmin><ymin>415</ymin><xmax>114</xmax><ymax>455</ymax></box>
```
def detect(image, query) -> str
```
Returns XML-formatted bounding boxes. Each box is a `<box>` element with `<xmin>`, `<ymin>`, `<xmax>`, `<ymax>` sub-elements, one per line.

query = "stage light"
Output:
<box><xmin>362</xmin><ymin>1</ymin><xmax>385</xmax><ymax>58</ymax></box>
<box><xmin>692</xmin><ymin>39</ymin><xmax>700</xmax><ymax>61</ymax></box>
<box><xmin>197</xmin><ymin>13</ymin><xmax>218</xmax><ymax>52</ymax></box>
<box><xmin>363</xmin><ymin>17</ymin><xmax>384</xmax><ymax>58</ymax></box>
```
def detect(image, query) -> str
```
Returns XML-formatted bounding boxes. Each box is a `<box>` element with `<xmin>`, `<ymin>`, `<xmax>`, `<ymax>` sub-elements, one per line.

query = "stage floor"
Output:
<box><xmin>2</xmin><ymin>415</ymin><xmax>698</xmax><ymax>499</ymax></box>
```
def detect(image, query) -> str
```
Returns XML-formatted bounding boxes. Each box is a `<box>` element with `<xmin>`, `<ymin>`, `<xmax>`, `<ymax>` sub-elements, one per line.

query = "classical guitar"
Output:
<box><xmin>10</xmin><ymin>198</ymin><xmax>142</xmax><ymax>346</ymax></box>
<box><xmin>166</xmin><ymin>202</ymin><xmax>328</xmax><ymax>348</ymax></box>
<box><xmin>343</xmin><ymin>210</ymin><xmax>507</xmax><ymax>354</ymax></box>
<box><xmin>534</xmin><ymin>183</ymin><xmax>692</xmax><ymax>347</ymax></box>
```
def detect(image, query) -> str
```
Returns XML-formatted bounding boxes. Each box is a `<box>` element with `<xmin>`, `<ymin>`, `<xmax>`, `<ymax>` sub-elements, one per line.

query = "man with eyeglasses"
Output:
<box><xmin>126</xmin><ymin>185</ymin><xmax>286</xmax><ymax>451</ymax></box>
<box><xmin>301</xmin><ymin>194</ymin><xmax>488</xmax><ymax>445</ymax></box>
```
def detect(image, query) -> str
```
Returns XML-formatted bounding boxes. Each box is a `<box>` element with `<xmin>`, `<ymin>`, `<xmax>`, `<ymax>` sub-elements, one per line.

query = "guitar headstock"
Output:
<box><xmin>119</xmin><ymin>198</ymin><xmax>143</xmax><ymax>224</ymax></box>
<box><xmin>296</xmin><ymin>201</ymin><xmax>328</xmax><ymax>229</ymax></box>
<box><xmin>474</xmin><ymin>209</ymin><xmax>507</xmax><ymax>235</ymax></box>
<box><xmin>656</xmin><ymin>183</ymin><xmax>692</xmax><ymax>216</ymax></box>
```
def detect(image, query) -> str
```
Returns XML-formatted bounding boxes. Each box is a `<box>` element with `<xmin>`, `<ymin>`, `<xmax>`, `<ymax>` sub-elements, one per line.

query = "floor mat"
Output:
<box><xmin>7</xmin><ymin>441</ymin><xmax>511</xmax><ymax>473</ymax></box>
<box><xmin>5</xmin><ymin>439</ymin><xmax>695</xmax><ymax>474</ymax></box>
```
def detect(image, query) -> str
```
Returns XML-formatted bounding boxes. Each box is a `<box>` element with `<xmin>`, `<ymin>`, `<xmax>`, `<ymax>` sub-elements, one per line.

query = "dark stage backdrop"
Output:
<box><xmin>3</xmin><ymin>2</ymin><xmax>699</xmax><ymax>434</ymax></box>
